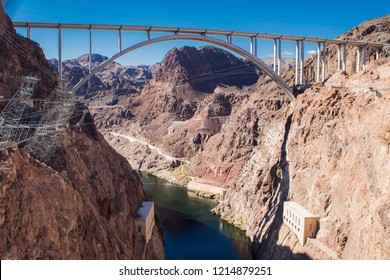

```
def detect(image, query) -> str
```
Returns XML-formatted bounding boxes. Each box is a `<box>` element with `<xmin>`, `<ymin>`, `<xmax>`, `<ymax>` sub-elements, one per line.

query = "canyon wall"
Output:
<box><xmin>0</xmin><ymin>6</ymin><xmax>56</xmax><ymax>101</ymax></box>
<box><xmin>194</xmin><ymin>15</ymin><xmax>390</xmax><ymax>259</ymax></box>
<box><xmin>0</xmin><ymin>4</ymin><xmax>164</xmax><ymax>259</ymax></box>
<box><xmin>0</xmin><ymin>113</ymin><xmax>164</xmax><ymax>259</ymax></box>
<box><xmin>48</xmin><ymin>6</ymin><xmax>390</xmax><ymax>260</ymax></box>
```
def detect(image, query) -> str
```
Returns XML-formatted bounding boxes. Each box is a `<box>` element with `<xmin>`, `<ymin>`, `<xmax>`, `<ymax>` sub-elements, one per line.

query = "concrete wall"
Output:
<box><xmin>303</xmin><ymin>217</ymin><xmax>318</xmax><ymax>241</ymax></box>
<box><xmin>187</xmin><ymin>181</ymin><xmax>226</xmax><ymax>196</ymax></box>
<box><xmin>135</xmin><ymin>202</ymin><xmax>155</xmax><ymax>242</ymax></box>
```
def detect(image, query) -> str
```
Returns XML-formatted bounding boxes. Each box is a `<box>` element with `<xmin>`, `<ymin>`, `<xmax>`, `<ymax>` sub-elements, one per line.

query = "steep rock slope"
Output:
<box><xmin>190</xmin><ymin>75</ymin><xmax>290</xmax><ymax>188</ymax></box>
<box><xmin>95</xmin><ymin>45</ymin><xmax>260</xmax><ymax>173</ymax></box>
<box><xmin>265</xmin><ymin>60</ymin><xmax>390</xmax><ymax>260</ymax></box>
<box><xmin>214</xmin><ymin>15</ymin><xmax>390</xmax><ymax>259</ymax></box>
<box><xmin>0</xmin><ymin>4</ymin><xmax>164</xmax><ymax>260</ymax></box>
<box><xmin>0</xmin><ymin>4</ymin><xmax>56</xmax><ymax>101</ymax></box>
<box><xmin>131</xmin><ymin>46</ymin><xmax>259</xmax><ymax>126</ymax></box>
<box><xmin>48</xmin><ymin>54</ymin><xmax>155</xmax><ymax>104</ymax></box>
<box><xmin>0</xmin><ymin>113</ymin><xmax>164</xmax><ymax>259</ymax></box>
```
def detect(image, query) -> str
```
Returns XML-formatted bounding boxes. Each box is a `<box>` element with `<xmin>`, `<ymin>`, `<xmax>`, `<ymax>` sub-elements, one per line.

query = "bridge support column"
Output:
<box><xmin>321</xmin><ymin>43</ymin><xmax>326</xmax><ymax>82</ymax></box>
<box><xmin>295</xmin><ymin>41</ymin><xmax>299</xmax><ymax>85</ymax></box>
<box><xmin>118</xmin><ymin>27</ymin><xmax>123</xmax><ymax>52</ymax></box>
<box><xmin>273</xmin><ymin>39</ymin><xmax>277</xmax><ymax>72</ymax></box>
<box><xmin>89</xmin><ymin>26</ymin><xmax>93</xmax><ymax>74</ymax></box>
<box><xmin>254</xmin><ymin>37</ymin><xmax>257</xmax><ymax>56</ymax></box>
<box><xmin>356</xmin><ymin>47</ymin><xmax>361</xmax><ymax>73</ymax></box>
<box><xmin>277</xmin><ymin>38</ymin><xmax>281</xmax><ymax>75</ymax></box>
<box><xmin>337</xmin><ymin>45</ymin><xmax>341</xmax><ymax>71</ymax></box>
<box><xmin>250</xmin><ymin>37</ymin><xmax>257</xmax><ymax>56</ymax></box>
<box><xmin>316</xmin><ymin>42</ymin><xmax>320</xmax><ymax>82</ymax></box>
<box><xmin>27</xmin><ymin>24</ymin><xmax>31</xmax><ymax>39</ymax></box>
<box><xmin>226</xmin><ymin>34</ymin><xmax>232</xmax><ymax>44</ymax></box>
<box><xmin>58</xmin><ymin>25</ymin><xmax>62</xmax><ymax>79</ymax></box>
<box><xmin>147</xmin><ymin>30</ymin><xmax>151</xmax><ymax>40</ymax></box>
<box><xmin>299</xmin><ymin>40</ymin><xmax>304</xmax><ymax>84</ymax></box>
<box><xmin>342</xmin><ymin>44</ymin><xmax>347</xmax><ymax>73</ymax></box>
<box><xmin>362</xmin><ymin>46</ymin><xmax>367</xmax><ymax>70</ymax></box>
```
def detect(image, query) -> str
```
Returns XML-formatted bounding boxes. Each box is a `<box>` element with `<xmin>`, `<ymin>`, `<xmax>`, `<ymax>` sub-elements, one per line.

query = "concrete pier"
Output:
<box><xmin>273</xmin><ymin>39</ymin><xmax>277</xmax><ymax>72</ymax></box>
<box><xmin>337</xmin><ymin>44</ymin><xmax>341</xmax><ymax>71</ymax></box>
<box><xmin>321</xmin><ymin>43</ymin><xmax>326</xmax><ymax>82</ymax></box>
<box><xmin>316</xmin><ymin>42</ymin><xmax>321</xmax><ymax>82</ymax></box>
<box><xmin>295</xmin><ymin>41</ymin><xmax>299</xmax><ymax>85</ymax></box>
<box><xmin>277</xmin><ymin>38</ymin><xmax>281</xmax><ymax>75</ymax></box>
<box><xmin>299</xmin><ymin>40</ymin><xmax>304</xmax><ymax>84</ymax></box>
<box><xmin>356</xmin><ymin>47</ymin><xmax>361</xmax><ymax>73</ymax></box>
<box><xmin>89</xmin><ymin>25</ymin><xmax>92</xmax><ymax>73</ymax></box>
<box><xmin>118</xmin><ymin>26</ymin><xmax>122</xmax><ymax>52</ymax></box>
<box><xmin>362</xmin><ymin>46</ymin><xmax>367</xmax><ymax>70</ymax></box>
<box><xmin>58</xmin><ymin>26</ymin><xmax>62</xmax><ymax>79</ymax></box>
<box><xmin>342</xmin><ymin>44</ymin><xmax>347</xmax><ymax>72</ymax></box>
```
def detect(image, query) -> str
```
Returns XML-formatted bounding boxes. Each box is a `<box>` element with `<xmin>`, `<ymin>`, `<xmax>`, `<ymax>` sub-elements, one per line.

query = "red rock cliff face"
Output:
<box><xmin>0</xmin><ymin>110</ymin><xmax>164</xmax><ymax>259</ymax></box>
<box><xmin>208</xmin><ymin>16</ymin><xmax>390</xmax><ymax>260</ymax></box>
<box><xmin>0</xmin><ymin>4</ymin><xmax>56</xmax><ymax>101</ymax></box>
<box><xmin>266</xmin><ymin>60</ymin><xmax>390</xmax><ymax>260</ymax></box>
<box><xmin>0</xmin><ymin>5</ymin><xmax>164</xmax><ymax>259</ymax></box>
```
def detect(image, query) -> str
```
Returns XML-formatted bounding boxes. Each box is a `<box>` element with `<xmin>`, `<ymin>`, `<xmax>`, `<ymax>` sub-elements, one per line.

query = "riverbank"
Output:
<box><xmin>104</xmin><ymin>131</ymin><xmax>227</xmax><ymax>198</ymax></box>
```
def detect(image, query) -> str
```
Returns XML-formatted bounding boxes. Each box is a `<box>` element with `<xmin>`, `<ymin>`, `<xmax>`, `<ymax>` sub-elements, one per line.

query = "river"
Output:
<box><xmin>138</xmin><ymin>171</ymin><xmax>253</xmax><ymax>260</ymax></box>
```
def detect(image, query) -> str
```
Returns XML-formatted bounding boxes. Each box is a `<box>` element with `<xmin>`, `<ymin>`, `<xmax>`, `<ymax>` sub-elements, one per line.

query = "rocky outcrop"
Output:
<box><xmin>0</xmin><ymin>113</ymin><xmax>164</xmax><ymax>259</ymax></box>
<box><xmin>48</xmin><ymin>54</ymin><xmax>155</xmax><ymax>104</ymax></box>
<box><xmin>154</xmin><ymin>46</ymin><xmax>259</xmax><ymax>93</ymax></box>
<box><xmin>126</xmin><ymin>46</ymin><xmax>259</xmax><ymax>127</ymax></box>
<box><xmin>190</xmin><ymin>75</ymin><xmax>290</xmax><ymax>188</ymax></box>
<box><xmin>0</xmin><ymin>5</ymin><xmax>164</xmax><ymax>260</ymax></box>
<box><xmin>95</xmin><ymin>45</ymin><xmax>261</xmax><ymax>172</ymax></box>
<box><xmin>0</xmin><ymin>4</ymin><xmax>56</xmax><ymax>101</ymax></box>
<box><xmin>266</xmin><ymin>59</ymin><xmax>390</xmax><ymax>260</ymax></box>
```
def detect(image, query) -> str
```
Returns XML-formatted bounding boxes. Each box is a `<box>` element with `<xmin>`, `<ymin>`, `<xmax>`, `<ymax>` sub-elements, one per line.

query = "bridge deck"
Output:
<box><xmin>13</xmin><ymin>22</ymin><xmax>385</xmax><ymax>48</ymax></box>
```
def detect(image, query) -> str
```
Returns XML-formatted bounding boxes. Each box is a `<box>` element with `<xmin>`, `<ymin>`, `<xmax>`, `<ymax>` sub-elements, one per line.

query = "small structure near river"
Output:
<box><xmin>283</xmin><ymin>201</ymin><xmax>318</xmax><ymax>245</ymax></box>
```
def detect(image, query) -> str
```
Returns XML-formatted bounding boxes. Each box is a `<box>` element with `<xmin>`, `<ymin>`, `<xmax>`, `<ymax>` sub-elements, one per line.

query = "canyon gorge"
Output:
<box><xmin>1</xmin><ymin>1</ymin><xmax>390</xmax><ymax>260</ymax></box>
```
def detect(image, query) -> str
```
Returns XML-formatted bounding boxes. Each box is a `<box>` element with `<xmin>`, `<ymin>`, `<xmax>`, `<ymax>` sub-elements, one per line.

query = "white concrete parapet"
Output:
<box><xmin>283</xmin><ymin>201</ymin><xmax>318</xmax><ymax>245</ymax></box>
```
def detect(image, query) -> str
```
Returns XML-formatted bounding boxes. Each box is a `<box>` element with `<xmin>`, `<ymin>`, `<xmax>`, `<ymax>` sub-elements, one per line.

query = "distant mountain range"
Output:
<box><xmin>48</xmin><ymin>54</ymin><xmax>156</xmax><ymax>103</ymax></box>
<box><xmin>48</xmin><ymin>52</ymin><xmax>295</xmax><ymax>104</ymax></box>
<box><xmin>262</xmin><ymin>57</ymin><xmax>296</xmax><ymax>70</ymax></box>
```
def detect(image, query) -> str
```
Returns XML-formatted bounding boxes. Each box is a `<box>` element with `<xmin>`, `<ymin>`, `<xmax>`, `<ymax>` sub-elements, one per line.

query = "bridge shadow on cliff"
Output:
<box><xmin>252</xmin><ymin>114</ymin><xmax>311</xmax><ymax>260</ymax></box>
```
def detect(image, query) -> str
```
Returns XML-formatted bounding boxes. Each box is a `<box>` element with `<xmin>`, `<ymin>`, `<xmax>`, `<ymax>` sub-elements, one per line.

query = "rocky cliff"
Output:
<box><xmin>215</xmin><ymin>16</ymin><xmax>390</xmax><ymax>259</ymax></box>
<box><xmin>267</xmin><ymin>59</ymin><xmax>390</xmax><ymax>260</ymax></box>
<box><xmin>48</xmin><ymin>54</ymin><xmax>155</xmax><ymax>105</ymax></box>
<box><xmin>0</xmin><ymin>4</ymin><xmax>164</xmax><ymax>260</ymax></box>
<box><xmin>94</xmin><ymin>45</ymin><xmax>261</xmax><ymax>179</ymax></box>
<box><xmin>0</xmin><ymin>5</ymin><xmax>56</xmax><ymax>101</ymax></box>
<box><xmin>0</xmin><ymin>117</ymin><xmax>163</xmax><ymax>259</ymax></box>
<box><xmin>83</xmin><ymin>10</ymin><xmax>389</xmax><ymax>259</ymax></box>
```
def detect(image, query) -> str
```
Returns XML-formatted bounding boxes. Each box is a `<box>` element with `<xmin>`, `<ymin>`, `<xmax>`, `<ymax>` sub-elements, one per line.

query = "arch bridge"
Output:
<box><xmin>13</xmin><ymin>22</ymin><xmax>386</xmax><ymax>103</ymax></box>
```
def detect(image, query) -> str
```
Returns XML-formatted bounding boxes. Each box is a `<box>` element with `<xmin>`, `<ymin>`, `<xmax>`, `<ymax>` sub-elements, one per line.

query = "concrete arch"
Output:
<box><xmin>72</xmin><ymin>35</ymin><xmax>295</xmax><ymax>102</ymax></box>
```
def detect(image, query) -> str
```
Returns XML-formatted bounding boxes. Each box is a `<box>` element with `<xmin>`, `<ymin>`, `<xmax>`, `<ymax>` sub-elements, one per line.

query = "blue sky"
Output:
<box><xmin>3</xmin><ymin>0</ymin><xmax>390</xmax><ymax>66</ymax></box>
